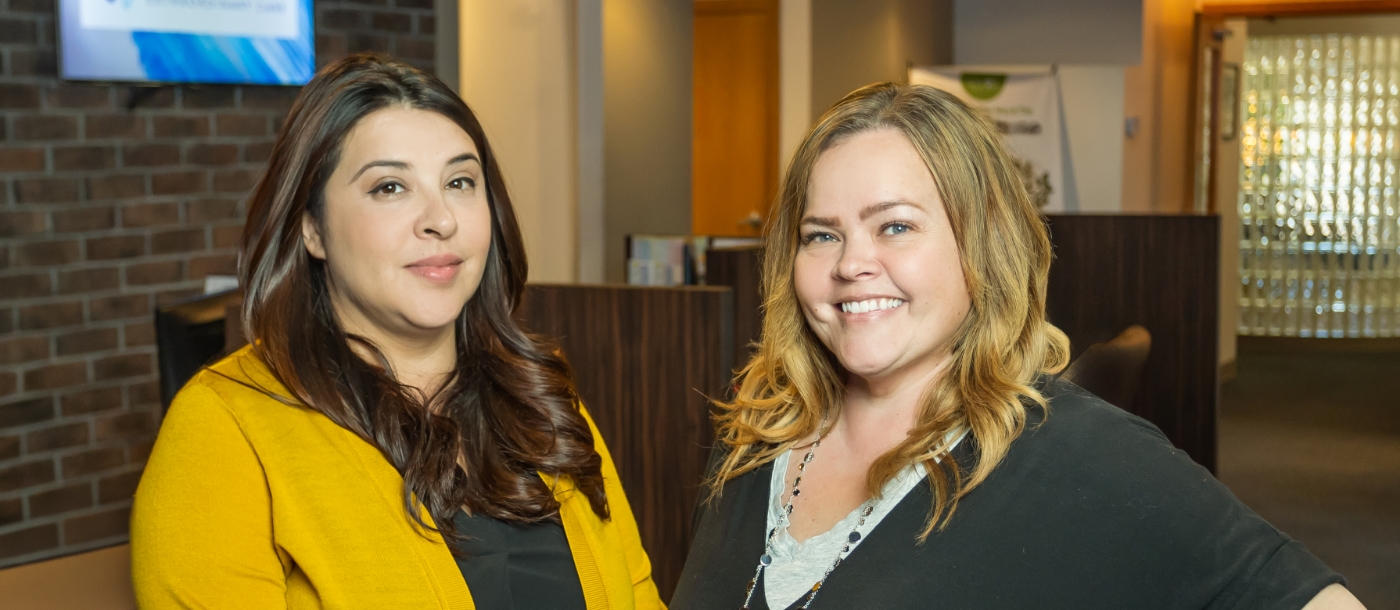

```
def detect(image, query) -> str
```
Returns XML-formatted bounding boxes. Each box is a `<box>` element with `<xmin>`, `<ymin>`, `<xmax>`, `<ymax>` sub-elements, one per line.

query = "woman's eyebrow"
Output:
<box><xmin>801</xmin><ymin>200</ymin><xmax>926</xmax><ymax>226</ymax></box>
<box><xmin>859</xmin><ymin>200</ymin><xmax>924</xmax><ymax>220</ymax></box>
<box><xmin>349</xmin><ymin>159</ymin><xmax>409</xmax><ymax>183</ymax></box>
<box><xmin>446</xmin><ymin>152</ymin><xmax>480</xmax><ymax>167</ymax></box>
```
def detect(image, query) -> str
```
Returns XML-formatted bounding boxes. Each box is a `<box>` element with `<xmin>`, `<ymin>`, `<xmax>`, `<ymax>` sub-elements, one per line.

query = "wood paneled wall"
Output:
<box><xmin>704</xmin><ymin>214</ymin><xmax>1222</xmax><ymax>471</ymax></box>
<box><xmin>1043</xmin><ymin>215</ymin><xmax>1220</xmax><ymax>471</ymax></box>
<box><xmin>704</xmin><ymin>245</ymin><xmax>764</xmax><ymax>367</ymax></box>
<box><xmin>519</xmin><ymin>284</ymin><xmax>734</xmax><ymax>601</ymax></box>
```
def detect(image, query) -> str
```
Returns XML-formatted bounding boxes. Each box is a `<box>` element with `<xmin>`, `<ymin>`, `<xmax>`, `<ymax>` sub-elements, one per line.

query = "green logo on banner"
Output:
<box><xmin>960</xmin><ymin>73</ymin><xmax>1007</xmax><ymax>100</ymax></box>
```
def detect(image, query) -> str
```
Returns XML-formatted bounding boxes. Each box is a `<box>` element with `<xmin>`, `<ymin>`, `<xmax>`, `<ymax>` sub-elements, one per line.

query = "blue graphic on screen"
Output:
<box><xmin>60</xmin><ymin>0</ymin><xmax>314</xmax><ymax>85</ymax></box>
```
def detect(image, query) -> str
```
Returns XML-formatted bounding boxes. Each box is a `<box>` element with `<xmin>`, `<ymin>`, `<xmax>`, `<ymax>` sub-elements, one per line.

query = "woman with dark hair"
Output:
<box><xmin>670</xmin><ymin>83</ymin><xmax>1364</xmax><ymax>609</ymax></box>
<box><xmin>131</xmin><ymin>54</ymin><xmax>664</xmax><ymax>609</ymax></box>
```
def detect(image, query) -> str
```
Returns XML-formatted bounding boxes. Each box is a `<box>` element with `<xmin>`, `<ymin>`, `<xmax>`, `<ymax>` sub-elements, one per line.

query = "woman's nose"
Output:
<box><xmin>835</xmin><ymin>235</ymin><xmax>879</xmax><ymax>280</ymax></box>
<box><xmin>417</xmin><ymin>190</ymin><xmax>459</xmax><ymax>240</ymax></box>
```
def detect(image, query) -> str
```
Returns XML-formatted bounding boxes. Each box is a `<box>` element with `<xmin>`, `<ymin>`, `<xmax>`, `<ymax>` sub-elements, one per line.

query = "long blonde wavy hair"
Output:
<box><xmin>710</xmin><ymin>82</ymin><xmax>1070</xmax><ymax>539</ymax></box>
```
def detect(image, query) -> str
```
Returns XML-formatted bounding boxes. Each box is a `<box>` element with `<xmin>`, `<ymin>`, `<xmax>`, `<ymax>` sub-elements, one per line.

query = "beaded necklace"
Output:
<box><xmin>741</xmin><ymin>417</ymin><xmax>875</xmax><ymax>610</ymax></box>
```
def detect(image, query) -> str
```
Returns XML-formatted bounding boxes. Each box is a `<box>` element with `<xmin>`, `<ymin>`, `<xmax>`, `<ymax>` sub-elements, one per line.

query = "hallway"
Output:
<box><xmin>1218</xmin><ymin>340</ymin><xmax>1400</xmax><ymax>608</ymax></box>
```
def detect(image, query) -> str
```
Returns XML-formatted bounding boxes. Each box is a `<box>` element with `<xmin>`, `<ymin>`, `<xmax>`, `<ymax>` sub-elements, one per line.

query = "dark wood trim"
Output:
<box><xmin>704</xmin><ymin>245</ymin><xmax>763</xmax><ymax>368</ymax></box>
<box><xmin>1237</xmin><ymin>335</ymin><xmax>1400</xmax><ymax>353</ymax></box>
<box><xmin>1201</xmin><ymin>1</ymin><xmax>1400</xmax><ymax>17</ymax></box>
<box><xmin>694</xmin><ymin>0</ymin><xmax>775</xmax><ymax>15</ymax></box>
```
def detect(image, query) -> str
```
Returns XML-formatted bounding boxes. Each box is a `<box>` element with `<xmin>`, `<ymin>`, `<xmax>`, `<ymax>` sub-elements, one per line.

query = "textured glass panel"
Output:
<box><xmin>1240</xmin><ymin>34</ymin><xmax>1400</xmax><ymax>337</ymax></box>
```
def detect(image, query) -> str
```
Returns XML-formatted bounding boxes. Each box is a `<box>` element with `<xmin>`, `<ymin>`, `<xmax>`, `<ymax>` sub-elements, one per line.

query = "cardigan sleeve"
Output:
<box><xmin>578</xmin><ymin>405</ymin><xmax>667</xmax><ymax>610</ymax></box>
<box><xmin>131</xmin><ymin>376</ymin><xmax>291</xmax><ymax>608</ymax></box>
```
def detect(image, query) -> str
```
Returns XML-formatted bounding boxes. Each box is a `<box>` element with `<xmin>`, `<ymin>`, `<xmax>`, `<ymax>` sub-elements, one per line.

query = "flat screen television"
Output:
<box><xmin>58</xmin><ymin>0</ymin><xmax>315</xmax><ymax>86</ymax></box>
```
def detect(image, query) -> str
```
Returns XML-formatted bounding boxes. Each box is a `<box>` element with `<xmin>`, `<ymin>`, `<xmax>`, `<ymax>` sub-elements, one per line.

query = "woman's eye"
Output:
<box><xmin>882</xmin><ymin>222</ymin><xmax>912</xmax><ymax>235</ymax></box>
<box><xmin>802</xmin><ymin>231</ymin><xmax>836</xmax><ymax>245</ymax></box>
<box><xmin>371</xmin><ymin>182</ymin><xmax>405</xmax><ymax>196</ymax></box>
<box><xmin>447</xmin><ymin>177</ymin><xmax>476</xmax><ymax>190</ymax></box>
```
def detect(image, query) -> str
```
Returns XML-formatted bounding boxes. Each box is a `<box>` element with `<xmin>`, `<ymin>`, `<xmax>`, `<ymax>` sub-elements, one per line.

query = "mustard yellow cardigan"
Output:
<box><xmin>131</xmin><ymin>345</ymin><xmax>665</xmax><ymax>609</ymax></box>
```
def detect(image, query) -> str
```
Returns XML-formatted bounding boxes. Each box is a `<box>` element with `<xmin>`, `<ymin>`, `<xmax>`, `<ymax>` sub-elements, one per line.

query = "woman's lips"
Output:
<box><xmin>406</xmin><ymin>254</ymin><xmax>463</xmax><ymax>284</ymax></box>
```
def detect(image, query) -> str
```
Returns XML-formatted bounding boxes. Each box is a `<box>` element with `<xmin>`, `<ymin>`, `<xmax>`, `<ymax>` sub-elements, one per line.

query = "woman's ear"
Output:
<box><xmin>302</xmin><ymin>213</ymin><xmax>327</xmax><ymax>260</ymax></box>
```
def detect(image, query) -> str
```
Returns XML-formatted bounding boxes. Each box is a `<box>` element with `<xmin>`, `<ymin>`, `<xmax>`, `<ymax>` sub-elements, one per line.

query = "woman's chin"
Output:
<box><xmin>400</xmin><ymin>308</ymin><xmax>465</xmax><ymax>336</ymax></box>
<box><xmin>836</xmin><ymin>353</ymin><xmax>900</xmax><ymax>380</ymax></box>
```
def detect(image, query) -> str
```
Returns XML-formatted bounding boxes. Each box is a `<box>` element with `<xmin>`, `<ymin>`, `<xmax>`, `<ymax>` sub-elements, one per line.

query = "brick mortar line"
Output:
<box><xmin>0</xmin><ymin>501</ymin><xmax>137</xmax><ymax>534</ymax></box>
<box><xmin>0</xmin><ymin>345</ymin><xmax>159</xmax><ymax>370</ymax></box>
<box><xmin>6</xmin><ymin>198</ymin><xmax>257</xmax><ymax>211</ymax></box>
<box><xmin>0</xmin><ymin>377</ymin><xmax>130</xmax><ymax>398</ymax></box>
<box><xmin>3</xmin><ymin>242</ymin><xmax>245</xmax><ymax>257</ymax></box>
<box><xmin>67</xmin><ymin>237</ymin><xmax>237</xmax><ymax>248</ymax></box>
<box><xmin>0</xmin><ymin>276</ymin><xmax>214</xmax><ymax>296</ymax></box>
<box><xmin>4</xmin><ymin>425</ymin><xmax>153</xmax><ymax>466</ymax></box>
<box><xmin>31</xmin><ymin>415</ymin><xmax>159</xmax><ymax>443</ymax></box>
<box><xmin>1</xmin><ymin>248</ymin><xmax>240</xmax><ymax>267</ymax></box>
<box><xmin>0</xmin><ymin>420</ymin><xmax>159</xmax><ymax>458</ymax></box>
<box><xmin>0</xmin><ymin>269</ymin><xmax>226</xmax><ymax>287</ymax></box>
<box><xmin>3</xmin><ymin>247</ymin><xmax>240</xmax><ymax>262</ymax></box>
<box><xmin>4</xmin><ymin>342</ymin><xmax>155</xmax><ymax>360</ymax></box>
<box><xmin>0</xmin><ymin>332</ymin><xmax>143</xmax><ymax>356</ymax></box>
<box><xmin>10</xmin><ymin>472</ymin><xmax>147</xmax><ymax>503</ymax></box>
<box><xmin>0</xmin><ymin>282</ymin><xmax>217</xmax><ymax>299</ymax></box>
<box><xmin>0</xmin><ymin>319</ymin><xmax>137</xmax><ymax>335</ymax></box>
<box><xmin>7</xmin><ymin>425</ymin><xmax>159</xmax><ymax>458</ymax></box>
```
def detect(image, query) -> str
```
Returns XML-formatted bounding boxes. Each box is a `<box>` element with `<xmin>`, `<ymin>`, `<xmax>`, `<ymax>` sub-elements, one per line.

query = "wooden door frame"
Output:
<box><xmin>1190</xmin><ymin>2</ymin><xmax>1400</xmax><ymax>214</ymax></box>
<box><xmin>1201</xmin><ymin>1</ymin><xmax>1400</xmax><ymax>18</ymax></box>
<box><xmin>1190</xmin><ymin>14</ymin><xmax>1227</xmax><ymax>214</ymax></box>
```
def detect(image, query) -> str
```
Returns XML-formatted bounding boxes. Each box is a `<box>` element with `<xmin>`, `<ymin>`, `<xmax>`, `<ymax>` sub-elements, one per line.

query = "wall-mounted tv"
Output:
<box><xmin>59</xmin><ymin>0</ymin><xmax>315</xmax><ymax>86</ymax></box>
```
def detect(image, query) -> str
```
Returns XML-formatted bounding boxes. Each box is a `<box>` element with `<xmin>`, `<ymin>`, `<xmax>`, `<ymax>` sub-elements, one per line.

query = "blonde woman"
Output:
<box><xmin>669</xmin><ymin>83</ymin><xmax>1362</xmax><ymax>610</ymax></box>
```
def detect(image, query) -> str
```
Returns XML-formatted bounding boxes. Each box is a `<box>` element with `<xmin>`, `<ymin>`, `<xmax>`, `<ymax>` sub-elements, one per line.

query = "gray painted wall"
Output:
<box><xmin>579</xmin><ymin>0</ymin><xmax>605</xmax><ymax>282</ymax></box>
<box><xmin>810</xmin><ymin>0</ymin><xmax>952</xmax><ymax>120</ymax></box>
<box><xmin>434</xmin><ymin>0</ymin><xmax>459</xmax><ymax>91</ymax></box>
<box><xmin>603</xmin><ymin>0</ymin><xmax>694</xmax><ymax>282</ymax></box>
<box><xmin>954</xmin><ymin>0</ymin><xmax>1142</xmax><ymax>65</ymax></box>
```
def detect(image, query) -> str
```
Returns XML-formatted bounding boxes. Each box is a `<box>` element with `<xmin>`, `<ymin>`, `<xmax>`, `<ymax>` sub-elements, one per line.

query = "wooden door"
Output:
<box><xmin>693</xmin><ymin>0</ymin><xmax>779</xmax><ymax>237</ymax></box>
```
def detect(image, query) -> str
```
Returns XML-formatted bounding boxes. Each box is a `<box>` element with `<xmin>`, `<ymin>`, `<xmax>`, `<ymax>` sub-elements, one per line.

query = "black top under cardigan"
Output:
<box><xmin>451</xmin><ymin>510</ymin><xmax>587</xmax><ymax>610</ymax></box>
<box><xmin>670</xmin><ymin>378</ymin><xmax>1342</xmax><ymax>610</ymax></box>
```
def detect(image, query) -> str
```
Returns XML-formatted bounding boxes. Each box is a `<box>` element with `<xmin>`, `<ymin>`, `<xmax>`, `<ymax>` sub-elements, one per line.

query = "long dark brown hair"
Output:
<box><xmin>238</xmin><ymin>53</ymin><xmax>609</xmax><ymax>541</ymax></box>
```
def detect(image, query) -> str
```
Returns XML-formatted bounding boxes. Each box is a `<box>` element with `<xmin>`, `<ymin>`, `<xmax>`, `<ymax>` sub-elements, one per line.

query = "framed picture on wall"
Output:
<box><xmin>1221</xmin><ymin>63</ymin><xmax>1239</xmax><ymax>142</ymax></box>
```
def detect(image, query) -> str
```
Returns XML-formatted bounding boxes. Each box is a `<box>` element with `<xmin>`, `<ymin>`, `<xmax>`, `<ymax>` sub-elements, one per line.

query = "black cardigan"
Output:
<box><xmin>670</xmin><ymin>378</ymin><xmax>1341</xmax><ymax>610</ymax></box>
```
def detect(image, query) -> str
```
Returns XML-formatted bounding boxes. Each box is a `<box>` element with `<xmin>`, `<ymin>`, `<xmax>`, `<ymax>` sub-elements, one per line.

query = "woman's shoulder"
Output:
<box><xmin>995</xmin><ymin>376</ymin><xmax>1250</xmax><ymax>550</ymax></box>
<box><xmin>168</xmin><ymin>345</ymin><xmax>319</xmax><ymax>436</ymax></box>
<box><xmin>1024</xmin><ymin>375</ymin><xmax>1184</xmax><ymax>463</ymax></box>
<box><xmin>991</xmin><ymin>376</ymin><xmax>1219</xmax><ymax>513</ymax></box>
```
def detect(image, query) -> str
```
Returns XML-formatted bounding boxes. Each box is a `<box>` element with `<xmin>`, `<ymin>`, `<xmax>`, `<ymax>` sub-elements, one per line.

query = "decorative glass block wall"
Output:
<box><xmin>1239</xmin><ymin>34</ymin><xmax>1400</xmax><ymax>337</ymax></box>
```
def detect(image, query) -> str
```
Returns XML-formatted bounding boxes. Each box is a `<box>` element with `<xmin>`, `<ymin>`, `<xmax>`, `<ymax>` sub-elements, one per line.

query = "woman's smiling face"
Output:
<box><xmin>302</xmin><ymin>106</ymin><xmax>494</xmax><ymax>344</ymax></box>
<box><xmin>794</xmin><ymin>127</ymin><xmax>971</xmax><ymax>385</ymax></box>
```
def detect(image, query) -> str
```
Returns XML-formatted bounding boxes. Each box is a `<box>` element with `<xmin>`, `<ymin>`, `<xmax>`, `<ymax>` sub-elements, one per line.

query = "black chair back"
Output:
<box><xmin>154</xmin><ymin>289</ymin><xmax>242</xmax><ymax>411</ymax></box>
<box><xmin>1062</xmin><ymin>325</ymin><xmax>1153</xmax><ymax>411</ymax></box>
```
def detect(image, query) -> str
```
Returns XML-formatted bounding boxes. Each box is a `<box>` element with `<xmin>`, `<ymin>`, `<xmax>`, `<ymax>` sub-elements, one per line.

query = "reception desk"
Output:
<box><xmin>521</xmin><ymin>285</ymin><xmax>732</xmax><ymax>599</ymax></box>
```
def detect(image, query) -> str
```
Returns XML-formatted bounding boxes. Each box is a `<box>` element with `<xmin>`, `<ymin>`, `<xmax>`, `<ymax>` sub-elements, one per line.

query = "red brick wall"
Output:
<box><xmin>0</xmin><ymin>0</ymin><xmax>436</xmax><ymax>567</ymax></box>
